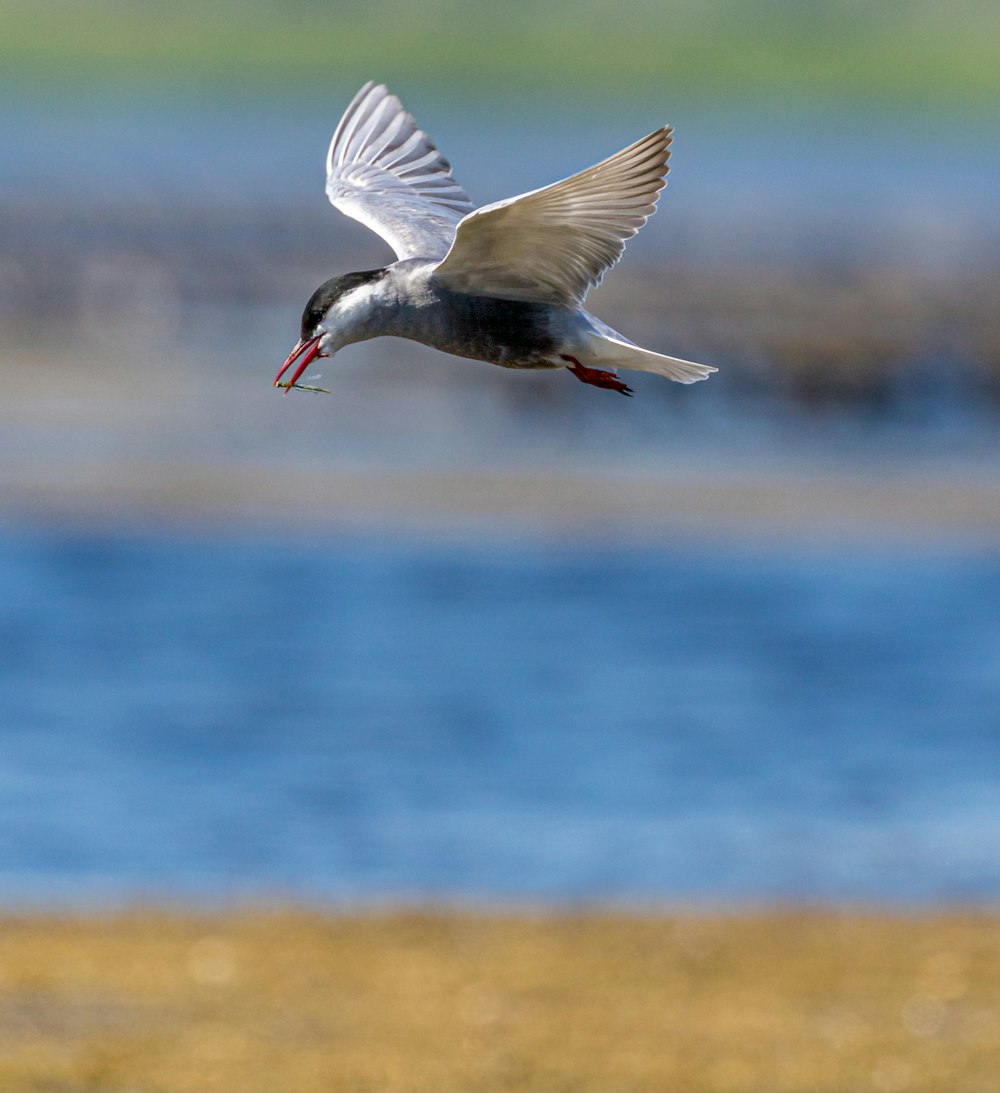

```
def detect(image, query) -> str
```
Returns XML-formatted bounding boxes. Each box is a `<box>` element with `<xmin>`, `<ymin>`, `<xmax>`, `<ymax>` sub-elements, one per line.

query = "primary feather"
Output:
<box><xmin>325</xmin><ymin>82</ymin><xmax>476</xmax><ymax>262</ymax></box>
<box><xmin>433</xmin><ymin>127</ymin><xmax>672</xmax><ymax>305</ymax></box>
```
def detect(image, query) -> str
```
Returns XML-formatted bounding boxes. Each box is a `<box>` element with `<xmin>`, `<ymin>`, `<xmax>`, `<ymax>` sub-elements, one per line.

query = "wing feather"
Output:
<box><xmin>325</xmin><ymin>82</ymin><xmax>476</xmax><ymax>261</ymax></box>
<box><xmin>433</xmin><ymin>127</ymin><xmax>672</xmax><ymax>305</ymax></box>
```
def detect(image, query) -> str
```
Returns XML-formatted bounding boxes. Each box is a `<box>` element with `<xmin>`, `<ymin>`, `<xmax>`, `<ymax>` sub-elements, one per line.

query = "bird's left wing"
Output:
<box><xmin>433</xmin><ymin>127</ymin><xmax>671</xmax><ymax>305</ymax></box>
<box><xmin>325</xmin><ymin>82</ymin><xmax>477</xmax><ymax>262</ymax></box>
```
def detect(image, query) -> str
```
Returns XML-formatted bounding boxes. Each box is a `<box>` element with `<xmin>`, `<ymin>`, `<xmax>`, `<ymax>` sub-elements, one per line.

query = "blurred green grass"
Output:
<box><xmin>7</xmin><ymin>0</ymin><xmax>999</xmax><ymax>111</ymax></box>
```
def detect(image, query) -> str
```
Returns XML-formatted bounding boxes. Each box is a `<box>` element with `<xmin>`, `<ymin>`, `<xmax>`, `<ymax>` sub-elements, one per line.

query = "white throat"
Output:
<box><xmin>319</xmin><ymin>282</ymin><xmax>386</xmax><ymax>354</ymax></box>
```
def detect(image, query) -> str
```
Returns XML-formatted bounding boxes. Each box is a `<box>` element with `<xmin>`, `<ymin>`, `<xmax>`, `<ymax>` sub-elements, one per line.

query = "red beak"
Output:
<box><xmin>274</xmin><ymin>335</ymin><xmax>322</xmax><ymax>392</ymax></box>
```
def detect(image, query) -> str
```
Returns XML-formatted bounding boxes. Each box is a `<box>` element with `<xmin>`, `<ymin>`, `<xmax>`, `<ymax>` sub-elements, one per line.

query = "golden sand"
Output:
<box><xmin>0</xmin><ymin>910</ymin><xmax>997</xmax><ymax>1091</ymax></box>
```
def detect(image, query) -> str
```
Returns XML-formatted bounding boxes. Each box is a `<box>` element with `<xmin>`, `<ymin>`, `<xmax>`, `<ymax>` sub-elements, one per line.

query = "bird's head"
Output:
<box><xmin>273</xmin><ymin>268</ymin><xmax>391</xmax><ymax>393</ymax></box>
<box><xmin>273</xmin><ymin>269</ymin><xmax>388</xmax><ymax>392</ymax></box>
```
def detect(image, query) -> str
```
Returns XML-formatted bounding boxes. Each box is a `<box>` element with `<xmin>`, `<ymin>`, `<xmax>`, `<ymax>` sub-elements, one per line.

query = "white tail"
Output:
<box><xmin>589</xmin><ymin>336</ymin><xmax>717</xmax><ymax>384</ymax></box>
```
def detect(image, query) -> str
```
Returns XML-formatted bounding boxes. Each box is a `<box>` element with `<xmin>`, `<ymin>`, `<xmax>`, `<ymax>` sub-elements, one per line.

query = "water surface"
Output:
<box><xmin>1</xmin><ymin>526</ymin><xmax>997</xmax><ymax>906</ymax></box>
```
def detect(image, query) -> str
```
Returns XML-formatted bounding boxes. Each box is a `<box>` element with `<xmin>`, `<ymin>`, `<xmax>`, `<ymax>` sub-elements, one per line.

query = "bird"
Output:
<box><xmin>275</xmin><ymin>82</ymin><xmax>716</xmax><ymax>398</ymax></box>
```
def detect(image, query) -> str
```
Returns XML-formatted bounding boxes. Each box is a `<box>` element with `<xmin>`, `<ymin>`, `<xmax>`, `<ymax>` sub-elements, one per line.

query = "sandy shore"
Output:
<box><xmin>0</xmin><ymin>909</ymin><xmax>997</xmax><ymax>1091</ymax></box>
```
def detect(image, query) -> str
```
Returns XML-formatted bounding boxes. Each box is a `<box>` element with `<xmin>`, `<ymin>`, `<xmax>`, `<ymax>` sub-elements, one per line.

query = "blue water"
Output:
<box><xmin>1</xmin><ymin>525</ymin><xmax>998</xmax><ymax>906</ymax></box>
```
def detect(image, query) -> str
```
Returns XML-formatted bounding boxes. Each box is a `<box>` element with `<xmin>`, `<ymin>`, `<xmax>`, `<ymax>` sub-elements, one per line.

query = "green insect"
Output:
<box><xmin>274</xmin><ymin>380</ymin><xmax>331</xmax><ymax>394</ymax></box>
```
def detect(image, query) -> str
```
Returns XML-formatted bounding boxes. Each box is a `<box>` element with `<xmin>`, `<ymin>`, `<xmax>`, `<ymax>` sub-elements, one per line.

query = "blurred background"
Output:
<box><xmin>2</xmin><ymin>0</ymin><xmax>999</xmax><ymax>907</ymax></box>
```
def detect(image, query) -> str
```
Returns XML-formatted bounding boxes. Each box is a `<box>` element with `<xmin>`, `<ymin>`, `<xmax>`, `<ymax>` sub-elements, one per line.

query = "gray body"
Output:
<box><xmin>315</xmin><ymin>260</ymin><xmax>608</xmax><ymax>371</ymax></box>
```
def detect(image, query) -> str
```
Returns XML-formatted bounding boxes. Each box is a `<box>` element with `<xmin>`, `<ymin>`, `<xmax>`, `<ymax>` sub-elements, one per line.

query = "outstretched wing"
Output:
<box><xmin>433</xmin><ymin>128</ymin><xmax>671</xmax><ymax>305</ymax></box>
<box><xmin>325</xmin><ymin>82</ymin><xmax>477</xmax><ymax>261</ymax></box>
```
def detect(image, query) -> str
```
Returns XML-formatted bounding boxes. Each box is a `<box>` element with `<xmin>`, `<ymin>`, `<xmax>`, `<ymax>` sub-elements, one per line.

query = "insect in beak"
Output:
<box><xmin>274</xmin><ymin>335</ymin><xmax>323</xmax><ymax>393</ymax></box>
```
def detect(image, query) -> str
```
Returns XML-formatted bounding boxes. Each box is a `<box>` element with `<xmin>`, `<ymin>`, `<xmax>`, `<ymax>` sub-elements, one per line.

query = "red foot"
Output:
<box><xmin>560</xmin><ymin>355</ymin><xmax>633</xmax><ymax>396</ymax></box>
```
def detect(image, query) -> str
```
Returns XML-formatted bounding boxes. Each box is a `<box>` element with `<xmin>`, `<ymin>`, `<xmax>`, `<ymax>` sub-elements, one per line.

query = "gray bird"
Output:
<box><xmin>275</xmin><ymin>82</ymin><xmax>716</xmax><ymax>398</ymax></box>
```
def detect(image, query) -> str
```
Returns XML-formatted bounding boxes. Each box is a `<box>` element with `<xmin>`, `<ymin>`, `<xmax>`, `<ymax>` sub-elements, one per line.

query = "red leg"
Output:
<box><xmin>560</xmin><ymin>355</ymin><xmax>634</xmax><ymax>396</ymax></box>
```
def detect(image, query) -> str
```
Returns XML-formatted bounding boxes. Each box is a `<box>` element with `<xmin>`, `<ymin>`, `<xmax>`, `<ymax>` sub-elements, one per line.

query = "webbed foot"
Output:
<box><xmin>560</xmin><ymin>355</ymin><xmax>634</xmax><ymax>396</ymax></box>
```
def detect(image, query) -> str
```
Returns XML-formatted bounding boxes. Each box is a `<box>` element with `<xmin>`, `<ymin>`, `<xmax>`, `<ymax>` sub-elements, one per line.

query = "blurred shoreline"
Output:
<box><xmin>5</xmin><ymin>321</ymin><xmax>1000</xmax><ymax>542</ymax></box>
<box><xmin>2</xmin><ymin>908</ymin><xmax>998</xmax><ymax>1091</ymax></box>
<box><xmin>5</xmin><ymin>451</ymin><xmax>1000</xmax><ymax>545</ymax></box>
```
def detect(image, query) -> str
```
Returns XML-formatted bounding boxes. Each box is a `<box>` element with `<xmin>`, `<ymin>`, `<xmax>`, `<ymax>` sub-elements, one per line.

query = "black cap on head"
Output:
<box><xmin>300</xmin><ymin>267</ymin><xmax>389</xmax><ymax>340</ymax></box>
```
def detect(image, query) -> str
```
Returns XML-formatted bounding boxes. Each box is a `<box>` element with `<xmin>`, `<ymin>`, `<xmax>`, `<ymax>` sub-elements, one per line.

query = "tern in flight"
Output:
<box><xmin>276</xmin><ymin>82</ymin><xmax>715</xmax><ymax>398</ymax></box>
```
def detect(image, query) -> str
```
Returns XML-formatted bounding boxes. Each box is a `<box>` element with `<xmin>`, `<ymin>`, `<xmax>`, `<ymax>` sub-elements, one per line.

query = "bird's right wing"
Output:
<box><xmin>433</xmin><ymin>127</ymin><xmax>671</xmax><ymax>305</ymax></box>
<box><xmin>325</xmin><ymin>82</ymin><xmax>477</xmax><ymax>262</ymax></box>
